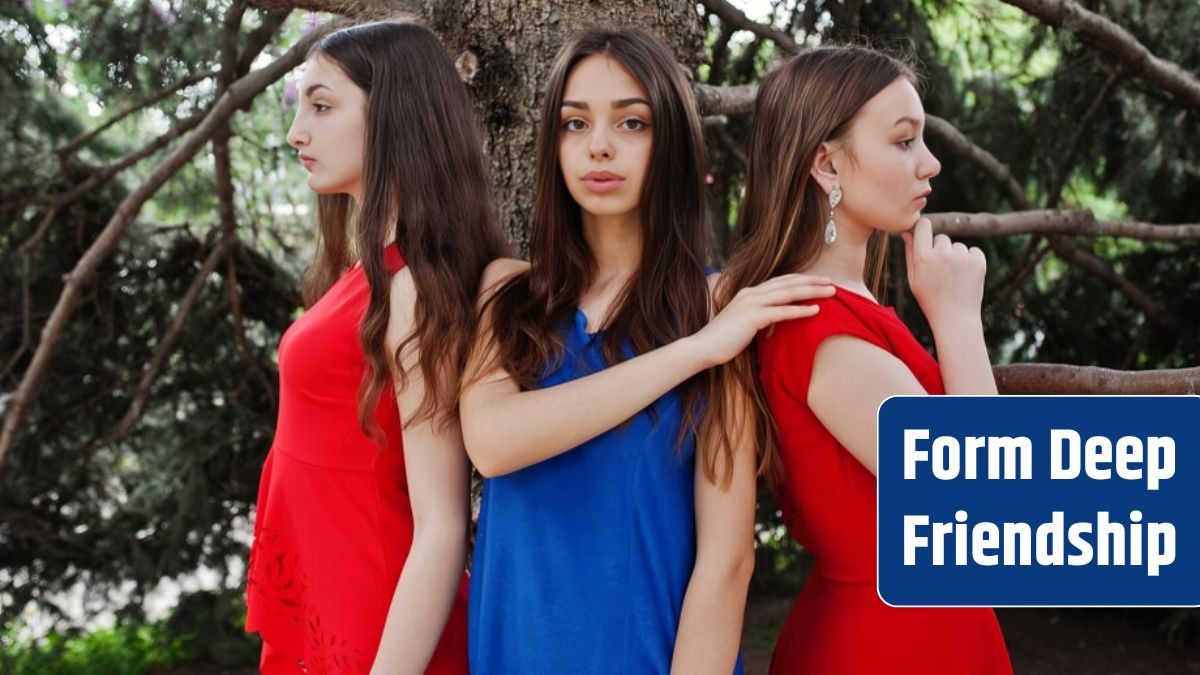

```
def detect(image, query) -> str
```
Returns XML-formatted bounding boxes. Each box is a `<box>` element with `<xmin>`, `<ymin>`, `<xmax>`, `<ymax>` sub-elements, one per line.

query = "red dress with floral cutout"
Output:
<box><xmin>246</xmin><ymin>244</ymin><xmax>468</xmax><ymax>674</ymax></box>
<box><xmin>758</xmin><ymin>287</ymin><xmax>1012</xmax><ymax>675</ymax></box>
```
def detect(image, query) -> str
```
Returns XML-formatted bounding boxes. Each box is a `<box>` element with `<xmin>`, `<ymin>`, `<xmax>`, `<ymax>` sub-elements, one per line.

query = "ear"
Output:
<box><xmin>809</xmin><ymin>141</ymin><xmax>840</xmax><ymax>196</ymax></box>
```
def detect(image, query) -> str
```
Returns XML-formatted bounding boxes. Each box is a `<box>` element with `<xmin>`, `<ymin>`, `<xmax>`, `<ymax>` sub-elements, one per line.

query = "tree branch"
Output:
<box><xmin>0</xmin><ymin>24</ymin><xmax>318</xmax><ymax>471</ymax></box>
<box><xmin>927</xmin><ymin>210</ymin><xmax>1200</xmax><ymax>240</ymax></box>
<box><xmin>994</xmin><ymin>363</ymin><xmax>1200</xmax><ymax>394</ymax></box>
<box><xmin>1045</xmin><ymin>69</ymin><xmax>1123</xmax><ymax>208</ymax></box>
<box><xmin>52</xmin><ymin>70</ymin><xmax>217</xmax><ymax>159</ymax></box>
<box><xmin>90</xmin><ymin>232</ymin><xmax>238</xmax><ymax>452</ymax></box>
<box><xmin>1002</xmin><ymin>0</ymin><xmax>1200</xmax><ymax>111</ymax></box>
<box><xmin>246</xmin><ymin>0</ymin><xmax>420</xmax><ymax>18</ymax></box>
<box><xmin>693</xmin><ymin>83</ymin><xmax>756</xmax><ymax>116</ymax></box>
<box><xmin>699</xmin><ymin>0</ymin><xmax>800</xmax><ymax>54</ymax></box>
<box><xmin>1045</xmin><ymin>235</ymin><xmax>1179</xmax><ymax>331</ymax></box>
<box><xmin>925</xmin><ymin>115</ymin><xmax>1030</xmax><ymax>210</ymax></box>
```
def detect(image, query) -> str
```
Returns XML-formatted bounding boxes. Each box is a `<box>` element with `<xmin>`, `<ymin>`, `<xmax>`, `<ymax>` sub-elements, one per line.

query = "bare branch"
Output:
<box><xmin>1045</xmin><ymin>235</ymin><xmax>1179</xmax><ymax>332</ymax></box>
<box><xmin>927</xmin><ymin>210</ymin><xmax>1200</xmax><ymax>240</ymax></box>
<box><xmin>52</xmin><ymin>70</ymin><xmax>216</xmax><ymax>158</ymax></box>
<box><xmin>237</xmin><ymin>11</ymin><xmax>292</xmax><ymax>76</ymax></box>
<box><xmin>994</xmin><ymin>363</ymin><xmax>1200</xmax><ymax>395</ymax></box>
<box><xmin>1045</xmin><ymin>69</ymin><xmax>1123</xmax><ymax>208</ymax></box>
<box><xmin>0</xmin><ymin>27</ymin><xmax>322</xmax><ymax>471</ymax></box>
<box><xmin>925</xmin><ymin>115</ymin><xmax>1030</xmax><ymax>210</ymax></box>
<box><xmin>0</xmin><ymin>109</ymin><xmax>210</xmax><ymax>219</ymax></box>
<box><xmin>1002</xmin><ymin>0</ymin><xmax>1200</xmax><ymax>111</ymax></box>
<box><xmin>693</xmin><ymin>83</ymin><xmax>756</xmax><ymax>116</ymax></box>
<box><xmin>246</xmin><ymin>0</ymin><xmax>420</xmax><ymax>18</ymax></box>
<box><xmin>91</xmin><ymin>233</ymin><xmax>238</xmax><ymax>451</ymax></box>
<box><xmin>699</xmin><ymin>0</ymin><xmax>800</xmax><ymax>54</ymax></box>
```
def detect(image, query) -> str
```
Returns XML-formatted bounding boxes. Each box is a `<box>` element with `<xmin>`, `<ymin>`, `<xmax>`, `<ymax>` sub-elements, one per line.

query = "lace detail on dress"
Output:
<box><xmin>249</xmin><ymin>526</ymin><xmax>370</xmax><ymax>673</ymax></box>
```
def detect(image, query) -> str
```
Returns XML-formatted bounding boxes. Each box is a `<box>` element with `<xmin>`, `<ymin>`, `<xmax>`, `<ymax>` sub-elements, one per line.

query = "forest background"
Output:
<box><xmin>2</xmin><ymin>0</ymin><xmax>1198</xmax><ymax>672</ymax></box>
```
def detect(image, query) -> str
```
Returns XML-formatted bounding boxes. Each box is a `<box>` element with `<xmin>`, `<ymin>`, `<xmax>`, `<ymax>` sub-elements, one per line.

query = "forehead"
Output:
<box><xmin>856</xmin><ymin>77</ymin><xmax>924</xmax><ymax>128</ymax></box>
<box><xmin>298</xmin><ymin>55</ymin><xmax>354</xmax><ymax>90</ymax></box>
<box><xmin>562</xmin><ymin>54</ymin><xmax>649</xmax><ymax>103</ymax></box>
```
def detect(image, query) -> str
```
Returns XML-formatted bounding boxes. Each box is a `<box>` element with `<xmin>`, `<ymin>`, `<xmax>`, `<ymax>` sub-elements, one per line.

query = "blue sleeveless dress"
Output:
<box><xmin>468</xmin><ymin>308</ymin><xmax>744</xmax><ymax>674</ymax></box>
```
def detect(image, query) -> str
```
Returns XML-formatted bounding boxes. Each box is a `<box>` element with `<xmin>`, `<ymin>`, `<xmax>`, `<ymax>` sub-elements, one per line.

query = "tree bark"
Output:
<box><xmin>428</xmin><ymin>0</ymin><xmax>704</xmax><ymax>255</ymax></box>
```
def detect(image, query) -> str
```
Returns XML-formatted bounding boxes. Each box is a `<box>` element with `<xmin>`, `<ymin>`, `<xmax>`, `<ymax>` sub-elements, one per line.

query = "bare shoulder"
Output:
<box><xmin>478</xmin><ymin>257</ymin><xmax>530</xmax><ymax>304</ymax></box>
<box><xmin>705</xmin><ymin>270</ymin><xmax>723</xmax><ymax>293</ymax></box>
<box><xmin>387</xmin><ymin>266</ymin><xmax>418</xmax><ymax>325</ymax></box>
<box><xmin>481</xmin><ymin>257</ymin><xmax>529</xmax><ymax>290</ymax></box>
<box><xmin>705</xmin><ymin>271</ymin><xmax>724</xmax><ymax>318</ymax></box>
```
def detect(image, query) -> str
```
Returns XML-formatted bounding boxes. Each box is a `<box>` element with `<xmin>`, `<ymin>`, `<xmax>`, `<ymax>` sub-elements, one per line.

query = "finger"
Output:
<box><xmin>933</xmin><ymin>233</ymin><xmax>952</xmax><ymax>251</ymax></box>
<box><xmin>765</xmin><ymin>304</ymin><xmax>820</xmax><ymax>324</ymax></box>
<box><xmin>952</xmin><ymin>242</ymin><xmax>968</xmax><ymax>254</ymax></box>
<box><xmin>901</xmin><ymin>231</ymin><xmax>915</xmax><ymax>279</ymax></box>
<box><xmin>747</xmin><ymin>273</ymin><xmax>832</xmax><ymax>295</ymax></box>
<box><xmin>913</xmin><ymin>217</ymin><xmax>933</xmax><ymax>254</ymax></box>
<box><xmin>756</xmin><ymin>283</ymin><xmax>836</xmax><ymax>306</ymax></box>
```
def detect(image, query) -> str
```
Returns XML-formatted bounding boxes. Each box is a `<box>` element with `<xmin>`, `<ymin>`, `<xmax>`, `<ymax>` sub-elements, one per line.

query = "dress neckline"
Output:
<box><xmin>830</xmin><ymin>284</ymin><xmax>900</xmax><ymax>319</ymax></box>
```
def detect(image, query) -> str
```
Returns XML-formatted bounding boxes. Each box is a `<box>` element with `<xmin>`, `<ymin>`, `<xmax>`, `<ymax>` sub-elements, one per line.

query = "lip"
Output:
<box><xmin>298</xmin><ymin>153</ymin><xmax>316</xmax><ymax>169</ymax></box>
<box><xmin>913</xmin><ymin>188</ymin><xmax>931</xmax><ymax>208</ymax></box>
<box><xmin>581</xmin><ymin>170</ymin><xmax>625</xmax><ymax>194</ymax></box>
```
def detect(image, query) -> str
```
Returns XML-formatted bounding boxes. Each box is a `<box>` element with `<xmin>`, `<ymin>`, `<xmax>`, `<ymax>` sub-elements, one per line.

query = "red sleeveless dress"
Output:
<box><xmin>246</xmin><ymin>244</ymin><xmax>469</xmax><ymax>674</ymax></box>
<box><xmin>757</xmin><ymin>287</ymin><xmax>1011</xmax><ymax>675</ymax></box>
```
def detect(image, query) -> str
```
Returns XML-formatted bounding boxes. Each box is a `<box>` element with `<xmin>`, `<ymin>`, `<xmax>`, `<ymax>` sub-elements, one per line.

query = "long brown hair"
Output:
<box><xmin>302</xmin><ymin>21</ymin><xmax>508</xmax><ymax>436</ymax></box>
<box><xmin>715</xmin><ymin>45</ymin><xmax>917</xmax><ymax>481</ymax></box>
<box><xmin>482</xmin><ymin>28</ymin><xmax>732</xmax><ymax>480</ymax></box>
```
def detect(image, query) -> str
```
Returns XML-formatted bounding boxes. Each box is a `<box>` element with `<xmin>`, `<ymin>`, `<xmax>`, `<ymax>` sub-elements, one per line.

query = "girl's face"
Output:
<box><xmin>286</xmin><ymin>56</ymin><xmax>368</xmax><ymax>201</ymax></box>
<box><xmin>558</xmin><ymin>54</ymin><xmax>653</xmax><ymax>222</ymax></box>
<box><xmin>829</xmin><ymin>77</ymin><xmax>942</xmax><ymax>234</ymax></box>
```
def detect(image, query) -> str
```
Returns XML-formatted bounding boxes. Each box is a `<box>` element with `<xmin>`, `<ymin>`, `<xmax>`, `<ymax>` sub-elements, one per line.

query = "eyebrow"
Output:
<box><xmin>892</xmin><ymin>116</ymin><xmax>922</xmax><ymax>128</ymax></box>
<box><xmin>561</xmin><ymin>97</ymin><xmax>652</xmax><ymax>110</ymax></box>
<box><xmin>304</xmin><ymin>83</ymin><xmax>332</xmax><ymax>98</ymax></box>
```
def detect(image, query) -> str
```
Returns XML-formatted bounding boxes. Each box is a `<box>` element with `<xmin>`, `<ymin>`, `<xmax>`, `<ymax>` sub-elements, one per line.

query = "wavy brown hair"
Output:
<box><xmin>482</xmin><ymin>28</ymin><xmax>738</xmax><ymax>483</ymax></box>
<box><xmin>302</xmin><ymin>21</ymin><xmax>507</xmax><ymax>437</ymax></box>
<box><xmin>715</xmin><ymin>45</ymin><xmax>917</xmax><ymax>481</ymax></box>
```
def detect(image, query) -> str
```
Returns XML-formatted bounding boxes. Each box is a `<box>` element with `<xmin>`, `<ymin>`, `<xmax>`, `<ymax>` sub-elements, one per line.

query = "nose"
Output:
<box><xmin>587</xmin><ymin>125</ymin><xmax>613</xmax><ymax>161</ymax></box>
<box><xmin>286</xmin><ymin>113</ymin><xmax>308</xmax><ymax>149</ymax></box>
<box><xmin>918</xmin><ymin>142</ymin><xmax>941</xmax><ymax>180</ymax></box>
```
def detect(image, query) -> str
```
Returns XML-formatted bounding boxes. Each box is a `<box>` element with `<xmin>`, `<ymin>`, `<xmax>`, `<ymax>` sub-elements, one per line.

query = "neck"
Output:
<box><xmin>802</xmin><ymin>213</ymin><xmax>874</xmax><ymax>294</ymax></box>
<box><xmin>581</xmin><ymin>209</ymin><xmax>642</xmax><ymax>287</ymax></box>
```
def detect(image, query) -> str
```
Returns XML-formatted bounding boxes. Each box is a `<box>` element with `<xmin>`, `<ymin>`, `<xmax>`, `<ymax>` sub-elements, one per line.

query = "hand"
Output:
<box><xmin>692</xmin><ymin>274</ymin><xmax>835</xmax><ymax>368</ymax></box>
<box><xmin>901</xmin><ymin>217</ymin><xmax>986</xmax><ymax>329</ymax></box>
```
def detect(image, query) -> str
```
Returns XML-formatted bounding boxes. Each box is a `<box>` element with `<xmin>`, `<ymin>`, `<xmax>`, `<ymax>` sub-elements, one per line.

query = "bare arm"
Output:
<box><xmin>810</xmin><ymin>218</ymin><xmax>997</xmax><ymax>476</ymax></box>
<box><xmin>671</xmin><ymin>375</ymin><xmax>757</xmax><ymax>674</ymax></box>
<box><xmin>371</xmin><ymin>268</ymin><xmax>469</xmax><ymax>675</ymax></box>
<box><xmin>461</xmin><ymin>259</ymin><xmax>835</xmax><ymax>478</ymax></box>
<box><xmin>903</xmin><ymin>217</ymin><xmax>997</xmax><ymax>395</ymax></box>
<box><xmin>808</xmin><ymin>337</ymin><xmax>928</xmax><ymax>476</ymax></box>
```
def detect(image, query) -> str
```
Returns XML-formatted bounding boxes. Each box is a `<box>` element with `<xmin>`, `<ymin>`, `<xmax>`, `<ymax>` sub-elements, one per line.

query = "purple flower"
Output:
<box><xmin>153</xmin><ymin>2</ymin><xmax>176</xmax><ymax>24</ymax></box>
<box><xmin>282</xmin><ymin>80</ymin><xmax>299</xmax><ymax>113</ymax></box>
<box><xmin>302</xmin><ymin>12</ymin><xmax>323</xmax><ymax>34</ymax></box>
<box><xmin>62</xmin><ymin>0</ymin><xmax>79</xmax><ymax>8</ymax></box>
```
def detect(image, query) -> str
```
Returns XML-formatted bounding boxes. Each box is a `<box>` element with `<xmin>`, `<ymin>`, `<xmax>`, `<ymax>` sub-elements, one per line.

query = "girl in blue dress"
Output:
<box><xmin>459</xmin><ymin>28</ymin><xmax>835</xmax><ymax>674</ymax></box>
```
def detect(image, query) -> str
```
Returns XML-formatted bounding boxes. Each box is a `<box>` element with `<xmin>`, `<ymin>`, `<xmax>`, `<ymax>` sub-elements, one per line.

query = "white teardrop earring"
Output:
<box><xmin>824</xmin><ymin>184</ymin><xmax>842</xmax><ymax>245</ymax></box>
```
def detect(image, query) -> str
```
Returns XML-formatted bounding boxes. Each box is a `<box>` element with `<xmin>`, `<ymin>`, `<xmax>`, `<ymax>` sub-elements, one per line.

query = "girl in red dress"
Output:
<box><xmin>245</xmin><ymin>22</ymin><xmax>506</xmax><ymax>674</ymax></box>
<box><xmin>716</xmin><ymin>46</ymin><xmax>1013</xmax><ymax>674</ymax></box>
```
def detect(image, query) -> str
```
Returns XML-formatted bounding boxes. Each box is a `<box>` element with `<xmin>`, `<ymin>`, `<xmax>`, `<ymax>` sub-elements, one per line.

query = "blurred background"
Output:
<box><xmin>1</xmin><ymin>0</ymin><xmax>1198</xmax><ymax>672</ymax></box>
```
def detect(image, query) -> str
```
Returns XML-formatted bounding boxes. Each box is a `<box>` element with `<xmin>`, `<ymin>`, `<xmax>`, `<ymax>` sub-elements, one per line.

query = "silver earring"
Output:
<box><xmin>824</xmin><ymin>185</ymin><xmax>841</xmax><ymax>245</ymax></box>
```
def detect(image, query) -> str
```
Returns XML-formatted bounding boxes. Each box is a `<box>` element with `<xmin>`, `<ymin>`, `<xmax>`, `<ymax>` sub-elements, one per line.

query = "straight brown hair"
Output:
<box><xmin>302</xmin><ymin>21</ymin><xmax>508</xmax><ymax>437</ymax></box>
<box><xmin>715</xmin><ymin>45</ymin><xmax>917</xmax><ymax>481</ymax></box>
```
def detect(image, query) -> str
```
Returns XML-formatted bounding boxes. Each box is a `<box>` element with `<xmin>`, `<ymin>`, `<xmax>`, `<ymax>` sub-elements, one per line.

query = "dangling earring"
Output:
<box><xmin>824</xmin><ymin>184</ymin><xmax>842</xmax><ymax>245</ymax></box>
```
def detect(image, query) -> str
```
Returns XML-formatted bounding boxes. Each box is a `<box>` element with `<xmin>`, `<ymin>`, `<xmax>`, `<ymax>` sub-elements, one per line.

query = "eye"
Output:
<box><xmin>619</xmin><ymin>118</ymin><xmax>648</xmax><ymax>131</ymax></box>
<box><xmin>313</xmin><ymin>103</ymin><xmax>330</xmax><ymax>113</ymax></box>
<box><xmin>898</xmin><ymin>138</ymin><xmax>914</xmax><ymax>149</ymax></box>
<box><xmin>563</xmin><ymin>118</ymin><xmax>587</xmax><ymax>131</ymax></box>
